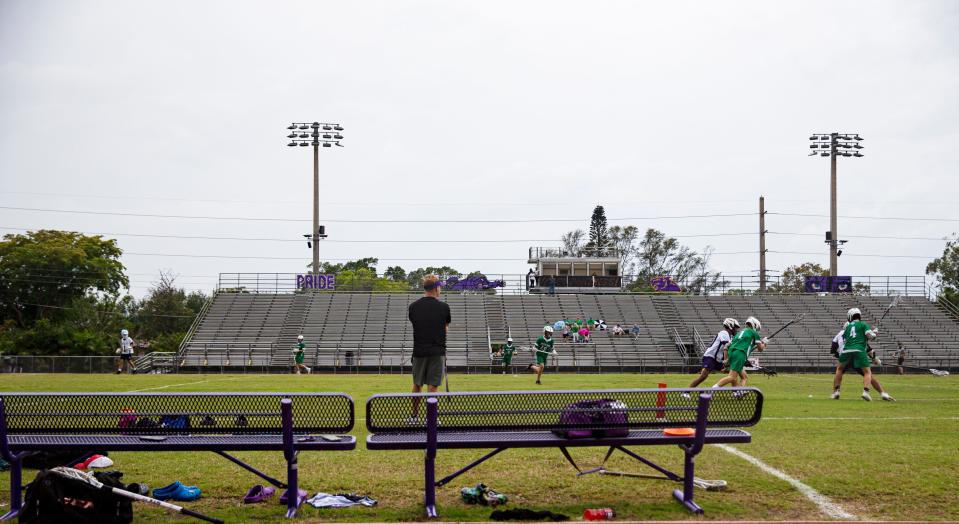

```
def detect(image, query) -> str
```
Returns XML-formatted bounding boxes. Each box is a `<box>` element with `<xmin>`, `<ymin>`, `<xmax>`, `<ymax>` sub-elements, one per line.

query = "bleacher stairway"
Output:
<box><xmin>177</xmin><ymin>292</ymin><xmax>959</xmax><ymax>373</ymax></box>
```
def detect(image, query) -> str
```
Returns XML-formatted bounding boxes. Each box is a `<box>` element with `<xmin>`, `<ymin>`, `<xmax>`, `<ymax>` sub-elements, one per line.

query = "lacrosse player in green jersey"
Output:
<box><xmin>498</xmin><ymin>337</ymin><xmax>516</xmax><ymax>374</ymax></box>
<box><xmin>832</xmin><ymin>308</ymin><xmax>880</xmax><ymax>401</ymax></box>
<box><xmin>713</xmin><ymin>317</ymin><xmax>766</xmax><ymax>391</ymax></box>
<box><xmin>293</xmin><ymin>335</ymin><xmax>311</xmax><ymax>374</ymax></box>
<box><xmin>527</xmin><ymin>326</ymin><xmax>555</xmax><ymax>385</ymax></box>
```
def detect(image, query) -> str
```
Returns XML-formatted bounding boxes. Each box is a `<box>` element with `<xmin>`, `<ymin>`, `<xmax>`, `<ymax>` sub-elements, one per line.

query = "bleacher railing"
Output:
<box><xmin>217</xmin><ymin>273</ymin><xmax>928</xmax><ymax>297</ymax></box>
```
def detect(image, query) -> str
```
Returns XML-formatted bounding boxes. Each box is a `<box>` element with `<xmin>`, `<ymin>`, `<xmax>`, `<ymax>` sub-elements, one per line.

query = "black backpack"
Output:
<box><xmin>20</xmin><ymin>470</ymin><xmax>133</xmax><ymax>524</ymax></box>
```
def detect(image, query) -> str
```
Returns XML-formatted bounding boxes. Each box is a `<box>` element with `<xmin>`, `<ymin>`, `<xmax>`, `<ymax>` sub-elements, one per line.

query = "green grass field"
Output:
<box><xmin>2</xmin><ymin>373</ymin><xmax>957</xmax><ymax>522</ymax></box>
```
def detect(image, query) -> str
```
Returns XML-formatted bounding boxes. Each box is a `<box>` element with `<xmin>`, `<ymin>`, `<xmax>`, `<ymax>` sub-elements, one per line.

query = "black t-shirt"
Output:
<box><xmin>408</xmin><ymin>296</ymin><xmax>452</xmax><ymax>357</ymax></box>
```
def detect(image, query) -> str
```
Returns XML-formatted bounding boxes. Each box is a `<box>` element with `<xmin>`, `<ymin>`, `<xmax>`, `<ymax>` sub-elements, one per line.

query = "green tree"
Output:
<box><xmin>560</xmin><ymin>229</ymin><xmax>585</xmax><ymax>256</ymax></box>
<box><xmin>0</xmin><ymin>230</ymin><xmax>128</xmax><ymax>329</ymax></box>
<box><xmin>130</xmin><ymin>271</ymin><xmax>208</xmax><ymax>352</ymax></box>
<box><xmin>406</xmin><ymin>266</ymin><xmax>460</xmax><ymax>289</ymax></box>
<box><xmin>626</xmin><ymin>229</ymin><xmax>723</xmax><ymax>294</ymax></box>
<box><xmin>770</xmin><ymin>262</ymin><xmax>828</xmax><ymax>293</ymax></box>
<box><xmin>609</xmin><ymin>225</ymin><xmax>639</xmax><ymax>275</ymax></box>
<box><xmin>927</xmin><ymin>234</ymin><xmax>959</xmax><ymax>305</ymax></box>
<box><xmin>319</xmin><ymin>257</ymin><xmax>379</xmax><ymax>274</ymax></box>
<box><xmin>584</xmin><ymin>205</ymin><xmax>610</xmax><ymax>254</ymax></box>
<box><xmin>384</xmin><ymin>266</ymin><xmax>407</xmax><ymax>282</ymax></box>
<box><xmin>334</xmin><ymin>268</ymin><xmax>408</xmax><ymax>292</ymax></box>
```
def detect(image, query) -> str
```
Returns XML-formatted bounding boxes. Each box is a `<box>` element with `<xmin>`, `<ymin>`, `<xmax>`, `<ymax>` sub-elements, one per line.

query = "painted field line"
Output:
<box><xmin>126</xmin><ymin>376</ymin><xmax>239</xmax><ymax>392</ymax></box>
<box><xmin>716</xmin><ymin>444</ymin><xmax>857</xmax><ymax>520</ymax></box>
<box><xmin>765</xmin><ymin>416</ymin><xmax>959</xmax><ymax>421</ymax></box>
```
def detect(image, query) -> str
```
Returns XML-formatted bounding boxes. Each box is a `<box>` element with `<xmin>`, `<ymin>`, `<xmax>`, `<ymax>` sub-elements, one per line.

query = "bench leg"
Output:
<box><xmin>436</xmin><ymin>448</ymin><xmax>505</xmax><ymax>487</ymax></box>
<box><xmin>1</xmin><ymin>455</ymin><xmax>23</xmax><ymax>521</ymax></box>
<box><xmin>214</xmin><ymin>451</ymin><xmax>287</xmax><ymax>489</ymax></box>
<box><xmin>424</xmin><ymin>397</ymin><xmax>438</xmax><ymax>519</ymax></box>
<box><xmin>285</xmin><ymin>452</ymin><xmax>300</xmax><ymax>518</ymax></box>
<box><xmin>672</xmin><ymin>451</ymin><xmax>703</xmax><ymax>514</ymax></box>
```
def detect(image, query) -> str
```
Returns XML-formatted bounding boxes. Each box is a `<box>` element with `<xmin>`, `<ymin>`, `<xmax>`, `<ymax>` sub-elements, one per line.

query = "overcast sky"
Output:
<box><xmin>1</xmin><ymin>0</ymin><xmax>957</xmax><ymax>297</ymax></box>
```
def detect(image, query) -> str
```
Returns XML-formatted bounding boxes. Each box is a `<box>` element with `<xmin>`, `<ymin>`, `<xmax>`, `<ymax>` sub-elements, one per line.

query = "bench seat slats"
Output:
<box><xmin>8</xmin><ymin>434</ymin><xmax>356</xmax><ymax>452</ymax></box>
<box><xmin>367</xmin><ymin>428</ymin><xmax>750</xmax><ymax>450</ymax></box>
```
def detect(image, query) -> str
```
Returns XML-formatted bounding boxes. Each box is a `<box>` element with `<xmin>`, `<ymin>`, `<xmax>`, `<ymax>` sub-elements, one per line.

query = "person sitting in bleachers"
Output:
<box><xmin>578</xmin><ymin>326</ymin><xmax>590</xmax><ymax>343</ymax></box>
<box><xmin>630</xmin><ymin>324</ymin><xmax>642</xmax><ymax>339</ymax></box>
<box><xmin>610</xmin><ymin>324</ymin><xmax>625</xmax><ymax>336</ymax></box>
<box><xmin>561</xmin><ymin>323</ymin><xmax>571</xmax><ymax>341</ymax></box>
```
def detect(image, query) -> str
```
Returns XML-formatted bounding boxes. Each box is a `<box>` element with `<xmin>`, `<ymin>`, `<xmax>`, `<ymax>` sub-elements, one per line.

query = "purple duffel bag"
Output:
<box><xmin>553</xmin><ymin>398</ymin><xmax>629</xmax><ymax>439</ymax></box>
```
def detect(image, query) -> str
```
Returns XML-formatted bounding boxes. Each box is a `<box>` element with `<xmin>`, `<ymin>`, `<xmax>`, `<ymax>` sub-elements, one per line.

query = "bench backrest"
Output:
<box><xmin>366</xmin><ymin>388</ymin><xmax>762</xmax><ymax>433</ymax></box>
<box><xmin>0</xmin><ymin>393</ymin><xmax>353</xmax><ymax>435</ymax></box>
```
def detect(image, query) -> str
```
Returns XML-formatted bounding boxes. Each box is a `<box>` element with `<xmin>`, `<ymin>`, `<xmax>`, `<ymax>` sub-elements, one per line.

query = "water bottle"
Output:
<box><xmin>583</xmin><ymin>508</ymin><xmax>615</xmax><ymax>520</ymax></box>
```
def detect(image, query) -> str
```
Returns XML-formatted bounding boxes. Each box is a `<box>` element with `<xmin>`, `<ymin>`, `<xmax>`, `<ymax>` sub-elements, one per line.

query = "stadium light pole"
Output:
<box><xmin>286</xmin><ymin>122</ymin><xmax>344</xmax><ymax>276</ymax></box>
<box><xmin>808</xmin><ymin>132</ymin><xmax>863</xmax><ymax>277</ymax></box>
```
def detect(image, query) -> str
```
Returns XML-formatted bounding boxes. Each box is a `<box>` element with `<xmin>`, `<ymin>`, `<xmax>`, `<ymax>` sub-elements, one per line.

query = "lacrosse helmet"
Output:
<box><xmin>297</xmin><ymin>335</ymin><xmax>304</xmax><ymax>341</ymax></box>
<box><xmin>120</xmin><ymin>329</ymin><xmax>129</xmax><ymax>337</ymax></box>
<box><xmin>722</xmin><ymin>318</ymin><xmax>740</xmax><ymax>331</ymax></box>
<box><xmin>507</xmin><ymin>337</ymin><xmax>513</xmax><ymax>343</ymax></box>
<box><xmin>745</xmin><ymin>316</ymin><xmax>761</xmax><ymax>331</ymax></box>
<box><xmin>544</xmin><ymin>325</ymin><xmax>554</xmax><ymax>333</ymax></box>
<box><xmin>847</xmin><ymin>307</ymin><xmax>861</xmax><ymax>321</ymax></box>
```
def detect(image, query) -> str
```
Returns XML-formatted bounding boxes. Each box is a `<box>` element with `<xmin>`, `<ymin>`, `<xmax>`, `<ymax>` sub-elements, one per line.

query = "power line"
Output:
<box><xmin>20</xmin><ymin>302</ymin><xmax>198</xmax><ymax>318</ymax></box>
<box><xmin>0</xmin><ymin>205</ymin><xmax>756</xmax><ymax>224</ymax></box>
<box><xmin>0</xmin><ymin>226</ymin><xmax>758</xmax><ymax>243</ymax></box>
<box><xmin>768</xmin><ymin>250</ymin><xmax>938</xmax><ymax>259</ymax></box>
<box><xmin>769</xmin><ymin>231</ymin><xmax>951</xmax><ymax>241</ymax></box>
<box><xmin>770</xmin><ymin>212</ymin><xmax>959</xmax><ymax>223</ymax></box>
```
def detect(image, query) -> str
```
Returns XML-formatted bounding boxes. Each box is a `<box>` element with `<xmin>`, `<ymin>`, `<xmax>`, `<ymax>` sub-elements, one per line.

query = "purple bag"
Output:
<box><xmin>554</xmin><ymin>399</ymin><xmax>628</xmax><ymax>439</ymax></box>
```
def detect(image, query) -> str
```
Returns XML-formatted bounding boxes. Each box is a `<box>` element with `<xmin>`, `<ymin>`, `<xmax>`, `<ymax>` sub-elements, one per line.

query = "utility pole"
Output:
<box><xmin>287</xmin><ymin>121</ymin><xmax>344</xmax><ymax>276</ymax></box>
<box><xmin>808</xmin><ymin>132</ymin><xmax>863</xmax><ymax>277</ymax></box>
<box><xmin>759</xmin><ymin>196</ymin><xmax>766</xmax><ymax>292</ymax></box>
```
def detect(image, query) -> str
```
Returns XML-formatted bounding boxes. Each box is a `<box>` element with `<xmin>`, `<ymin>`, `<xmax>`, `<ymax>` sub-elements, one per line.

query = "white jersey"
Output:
<box><xmin>832</xmin><ymin>330</ymin><xmax>845</xmax><ymax>351</ymax></box>
<box><xmin>703</xmin><ymin>330</ymin><xmax>731</xmax><ymax>360</ymax></box>
<box><xmin>120</xmin><ymin>335</ymin><xmax>135</xmax><ymax>355</ymax></box>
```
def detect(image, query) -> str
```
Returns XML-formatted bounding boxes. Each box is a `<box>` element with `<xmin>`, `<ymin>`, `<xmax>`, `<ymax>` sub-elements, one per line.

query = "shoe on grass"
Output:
<box><xmin>861</xmin><ymin>391</ymin><xmax>872</xmax><ymax>401</ymax></box>
<box><xmin>830</xmin><ymin>391</ymin><xmax>840</xmax><ymax>400</ymax></box>
<box><xmin>881</xmin><ymin>392</ymin><xmax>895</xmax><ymax>402</ymax></box>
<box><xmin>244</xmin><ymin>484</ymin><xmax>276</xmax><ymax>504</ymax></box>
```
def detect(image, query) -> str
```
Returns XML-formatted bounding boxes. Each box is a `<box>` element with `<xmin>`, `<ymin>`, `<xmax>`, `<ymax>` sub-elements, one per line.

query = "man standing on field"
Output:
<box><xmin>407</xmin><ymin>274</ymin><xmax>451</xmax><ymax>422</ymax></box>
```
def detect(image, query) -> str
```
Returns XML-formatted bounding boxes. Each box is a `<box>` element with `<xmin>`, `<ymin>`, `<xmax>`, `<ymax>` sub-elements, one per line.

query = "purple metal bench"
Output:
<box><xmin>0</xmin><ymin>392</ymin><xmax>355</xmax><ymax>520</ymax></box>
<box><xmin>366</xmin><ymin>387</ymin><xmax>763</xmax><ymax>517</ymax></box>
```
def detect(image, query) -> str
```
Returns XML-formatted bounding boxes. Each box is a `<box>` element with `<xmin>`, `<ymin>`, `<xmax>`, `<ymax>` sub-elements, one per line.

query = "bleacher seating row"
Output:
<box><xmin>178</xmin><ymin>292</ymin><xmax>959</xmax><ymax>372</ymax></box>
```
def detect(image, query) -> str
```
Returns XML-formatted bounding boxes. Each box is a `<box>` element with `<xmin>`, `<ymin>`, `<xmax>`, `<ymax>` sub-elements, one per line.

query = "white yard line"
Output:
<box><xmin>716</xmin><ymin>444</ymin><xmax>858</xmax><ymax>520</ymax></box>
<box><xmin>126</xmin><ymin>376</ymin><xmax>239</xmax><ymax>392</ymax></box>
<box><xmin>765</xmin><ymin>416</ymin><xmax>959</xmax><ymax>421</ymax></box>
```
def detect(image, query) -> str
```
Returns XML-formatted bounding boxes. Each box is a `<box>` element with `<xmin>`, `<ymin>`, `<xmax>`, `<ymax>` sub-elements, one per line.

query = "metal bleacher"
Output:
<box><xmin>177</xmin><ymin>291</ymin><xmax>958</xmax><ymax>373</ymax></box>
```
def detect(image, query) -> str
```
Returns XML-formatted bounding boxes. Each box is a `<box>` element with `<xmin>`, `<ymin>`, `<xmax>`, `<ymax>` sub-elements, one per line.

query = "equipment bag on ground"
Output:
<box><xmin>553</xmin><ymin>399</ymin><xmax>628</xmax><ymax>438</ymax></box>
<box><xmin>19</xmin><ymin>469</ymin><xmax>133</xmax><ymax>524</ymax></box>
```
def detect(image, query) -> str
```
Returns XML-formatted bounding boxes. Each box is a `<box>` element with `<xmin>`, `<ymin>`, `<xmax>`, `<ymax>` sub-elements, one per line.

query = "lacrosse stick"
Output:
<box><xmin>764</xmin><ymin>314</ymin><xmax>806</xmax><ymax>341</ymax></box>
<box><xmin>889</xmin><ymin>363</ymin><xmax>950</xmax><ymax>376</ymax></box>
<box><xmin>875</xmin><ymin>295</ymin><xmax>901</xmax><ymax>330</ymax></box>
<box><xmin>48</xmin><ymin>467</ymin><xmax>223</xmax><ymax>523</ymax></box>
<box><xmin>598</xmin><ymin>470</ymin><xmax>727</xmax><ymax>491</ymax></box>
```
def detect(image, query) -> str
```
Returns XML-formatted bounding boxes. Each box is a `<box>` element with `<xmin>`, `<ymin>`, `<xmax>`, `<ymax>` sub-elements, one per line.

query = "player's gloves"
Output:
<box><xmin>874</xmin><ymin>357</ymin><xmax>882</xmax><ymax>365</ymax></box>
<box><xmin>115</xmin><ymin>348</ymin><xmax>121</xmax><ymax>355</ymax></box>
<box><xmin>761</xmin><ymin>337</ymin><xmax>769</xmax><ymax>345</ymax></box>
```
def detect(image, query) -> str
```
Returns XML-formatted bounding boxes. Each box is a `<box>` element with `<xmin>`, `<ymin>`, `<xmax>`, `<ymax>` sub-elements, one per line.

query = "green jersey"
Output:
<box><xmin>501</xmin><ymin>343</ymin><xmax>516</xmax><ymax>358</ymax></box>
<box><xmin>727</xmin><ymin>327</ymin><xmax>762</xmax><ymax>357</ymax></box>
<box><xmin>294</xmin><ymin>341</ymin><xmax>306</xmax><ymax>363</ymax></box>
<box><xmin>535</xmin><ymin>336</ymin><xmax>555</xmax><ymax>354</ymax></box>
<box><xmin>842</xmin><ymin>320</ymin><xmax>871</xmax><ymax>351</ymax></box>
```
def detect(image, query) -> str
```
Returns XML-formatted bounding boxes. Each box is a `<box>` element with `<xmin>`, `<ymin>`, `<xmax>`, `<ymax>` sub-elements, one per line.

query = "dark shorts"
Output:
<box><xmin>701</xmin><ymin>356</ymin><xmax>723</xmax><ymax>371</ymax></box>
<box><xmin>412</xmin><ymin>355</ymin><xmax>445</xmax><ymax>387</ymax></box>
<box><xmin>120</xmin><ymin>354</ymin><xmax>132</xmax><ymax>361</ymax></box>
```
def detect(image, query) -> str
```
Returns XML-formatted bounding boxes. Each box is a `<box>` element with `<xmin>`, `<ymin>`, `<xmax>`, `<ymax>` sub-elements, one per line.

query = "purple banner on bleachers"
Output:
<box><xmin>296</xmin><ymin>274</ymin><xmax>336</xmax><ymax>290</ymax></box>
<box><xmin>651</xmin><ymin>276</ymin><xmax>681</xmax><ymax>292</ymax></box>
<box><xmin>444</xmin><ymin>275</ymin><xmax>505</xmax><ymax>291</ymax></box>
<box><xmin>804</xmin><ymin>276</ymin><xmax>852</xmax><ymax>293</ymax></box>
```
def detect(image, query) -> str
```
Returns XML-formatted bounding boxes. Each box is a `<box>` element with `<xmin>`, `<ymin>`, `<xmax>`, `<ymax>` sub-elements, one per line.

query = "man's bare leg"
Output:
<box><xmin>713</xmin><ymin>370</ymin><xmax>741</xmax><ymax>388</ymax></box>
<box><xmin>688</xmin><ymin>369</ymin><xmax>710</xmax><ymax>388</ymax></box>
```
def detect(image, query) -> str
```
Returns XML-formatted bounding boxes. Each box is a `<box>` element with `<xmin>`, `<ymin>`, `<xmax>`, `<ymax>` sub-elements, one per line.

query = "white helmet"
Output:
<box><xmin>507</xmin><ymin>337</ymin><xmax>513</xmax><ymax>343</ymax></box>
<box><xmin>297</xmin><ymin>335</ymin><xmax>304</xmax><ymax>341</ymax></box>
<box><xmin>120</xmin><ymin>329</ymin><xmax>129</xmax><ymax>337</ymax></box>
<box><xmin>722</xmin><ymin>318</ymin><xmax>740</xmax><ymax>330</ymax></box>
<box><xmin>745</xmin><ymin>317</ymin><xmax>761</xmax><ymax>331</ymax></box>
<box><xmin>544</xmin><ymin>325</ymin><xmax>554</xmax><ymax>333</ymax></box>
<box><xmin>847</xmin><ymin>308</ymin><xmax>861</xmax><ymax>321</ymax></box>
